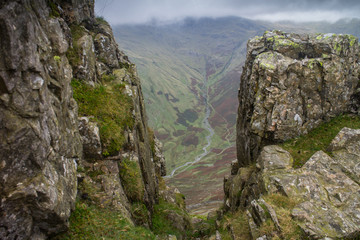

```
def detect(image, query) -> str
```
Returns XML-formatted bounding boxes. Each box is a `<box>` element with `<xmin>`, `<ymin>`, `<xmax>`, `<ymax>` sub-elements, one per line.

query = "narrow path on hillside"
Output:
<box><xmin>168</xmin><ymin>64</ymin><xmax>215</xmax><ymax>177</ymax></box>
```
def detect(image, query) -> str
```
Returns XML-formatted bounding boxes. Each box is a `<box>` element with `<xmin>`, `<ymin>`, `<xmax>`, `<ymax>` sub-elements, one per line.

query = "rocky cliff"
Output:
<box><xmin>224</xmin><ymin>126</ymin><xmax>360</xmax><ymax>239</ymax></box>
<box><xmin>222</xmin><ymin>31</ymin><xmax>360</xmax><ymax>239</ymax></box>
<box><xmin>237</xmin><ymin>30</ymin><xmax>360</xmax><ymax>167</ymax></box>
<box><xmin>0</xmin><ymin>0</ymin><xmax>167</xmax><ymax>239</ymax></box>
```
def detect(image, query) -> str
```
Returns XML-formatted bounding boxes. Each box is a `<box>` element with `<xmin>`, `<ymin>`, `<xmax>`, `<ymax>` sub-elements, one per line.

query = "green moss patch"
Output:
<box><xmin>191</xmin><ymin>214</ymin><xmax>217</xmax><ymax>238</ymax></box>
<box><xmin>52</xmin><ymin>201</ymin><xmax>155</xmax><ymax>240</ymax></box>
<box><xmin>147</xmin><ymin>127</ymin><xmax>156</xmax><ymax>156</ymax></box>
<box><xmin>281</xmin><ymin>114</ymin><xmax>360</xmax><ymax>168</ymax></box>
<box><xmin>175</xmin><ymin>193</ymin><xmax>186</xmax><ymax>209</ymax></box>
<box><xmin>131</xmin><ymin>202</ymin><xmax>149</xmax><ymax>226</ymax></box>
<box><xmin>48</xmin><ymin>1</ymin><xmax>60</xmax><ymax>18</ymax></box>
<box><xmin>152</xmin><ymin>198</ymin><xmax>191</xmax><ymax>238</ymax></box>
<box><xmin>71</xmin><ymin>79</ymin><xmax>134</xmax><ymax>156</ymax></box>
<box><xmin>261</xmin><ymin>194</ymin><xmax>303</xmax><ymax>239</ymax></box>
<box><xmin>67</xmin><ymin>25</ymin><xmax>86</xmax><ymax>66</ymax></box>
<box><xmin>219</xmin><ymin>210</ymin><xmax>251</xmax><ymax>240</ymax></box>
<box><xmin>96</xmin><ymin>16</ymin><xmax>109</xmax><ymax>25</ymax></box>
<box><xmin>118</xmin><ymin>158</ymin><xmax>144</xmax><ymax>202</ymax></box>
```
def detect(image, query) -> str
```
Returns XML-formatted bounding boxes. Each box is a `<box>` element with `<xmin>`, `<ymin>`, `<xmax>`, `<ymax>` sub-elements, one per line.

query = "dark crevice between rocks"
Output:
<box><xmin>350</xmin><ymin>81</ymin><xmax>360</xmax><ymax>114</ymax></box>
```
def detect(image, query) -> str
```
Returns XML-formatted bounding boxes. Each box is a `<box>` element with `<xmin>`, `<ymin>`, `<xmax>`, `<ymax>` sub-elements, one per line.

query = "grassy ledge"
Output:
<box><xmin>118</xmin><ymin>158</ymin><xmax>144</xmax><ymax>202</ymax></box>
<box><xmin>281</xmin><ymin>114</ymin><xmax>360</xmax><ymax>168</ymax></box>
<box><xmin>52</xmin><ymin>201</ymin><xmax>155</xmax><ymax>240</ymax></box>
<box><xmin>260</xmin><ymin>194</ymin><xmax>303</xmax><ymax>240</ymax></box>
<box><xmin>219</xmin><ymin>209</ymin><xmax>251</xmax><ymax>240</ymax></box>
<box><xmin>151</xmin><ymin>198</ymin><xmax>191</xmax><ymax>238</ymax></box>
<box><xmin>71</xmin><ymin>79</ymin><xmax>134</xmax><ymax>156</ymax></box>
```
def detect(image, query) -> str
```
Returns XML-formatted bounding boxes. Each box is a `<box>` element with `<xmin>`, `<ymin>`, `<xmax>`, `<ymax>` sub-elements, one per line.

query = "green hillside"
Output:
<box><xmin>113</xmin><ymin>17</ymin><xmax>268</xmax><ymax>213</ymax></box>
<box><xmin>113</xmin><ymin>17</ymin><xmax>360</xmax><ymax>213</ymax></box>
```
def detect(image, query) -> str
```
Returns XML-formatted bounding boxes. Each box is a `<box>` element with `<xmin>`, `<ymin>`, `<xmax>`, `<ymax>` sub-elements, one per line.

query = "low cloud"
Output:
<box><xmin>95</xmin><ymin>0</ymin><xmax>360</xmax><ymax>25</ymax></box>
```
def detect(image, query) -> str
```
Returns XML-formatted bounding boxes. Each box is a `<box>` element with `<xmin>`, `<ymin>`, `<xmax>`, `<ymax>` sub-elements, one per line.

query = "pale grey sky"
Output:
<box><xmin>94</xmin><ymin>0</ymin><xmax>360</xmax><ymax>25</ymax></box>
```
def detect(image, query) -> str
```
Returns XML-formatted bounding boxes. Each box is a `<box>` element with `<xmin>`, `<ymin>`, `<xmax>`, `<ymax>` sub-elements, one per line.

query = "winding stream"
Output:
<box><xmin>168</xmin><ymin>71</ymin><xmax>215</xmax><ymax>177</ymax></box>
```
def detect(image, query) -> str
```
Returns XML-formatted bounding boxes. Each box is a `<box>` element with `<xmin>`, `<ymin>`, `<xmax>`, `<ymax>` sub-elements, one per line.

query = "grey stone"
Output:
<box><xmin>227</xmin><ymin>127</ymin><xmax>360</xmax><ymax>239</ymax></box>
<box><xmin>78</xmin><ymin>117</ymin><xmax>102</xmax><ymax>159</ymax></box>
<box><xmin>250</xmin><ymin>199</ymin><xmax>267</xmax><ymax>225</ymax></box>
<box><xmin>330</xmin><ymin>128</ymin><xmax>360</xmax><ymax>184</ymax></box>
<box><xmin>154</xmin><ymin>137</ymin><xmax>167</xmax><ymax>176</ymax></box>
<box><xmin>0</xmin><ymin>1</ymin><xmax>83</xmax><ymax>239</ymax></box>
<box><xmin>258</xmin><ymin>145</ymin><xmax>293</xmax><ymax>173</ymax></box>
<box><xmin>264</xmin><ymin>142</ymin><xmax>360</xmax><ymax>238</ymax></box>
<box><xmin>73</xmin><ymin>32</ymin><xmax>98</xmax><ymax>85</ymax></box>
<box><xmin>258</xmin><ymin>198</ymin><xmax>282</xmax><ymax>233</ymax></box>
<box><xmin>246</xmin><ymin>209</ymin><xmax>261</xmax><ymax>239</ymax></box>
<box><xmin>0</xmin><ymin>0</ymin><xmax>163</xmax><ymax>239</ymax></box>
<box><xmin>215</xmin><ymin>230</ymin><xmax>222</xmax><ymax>240</ymax></box>
<box><xmin>237</xmin><ymin>31</ymin><xmax>360</xmax><ymax>167</ymax></box>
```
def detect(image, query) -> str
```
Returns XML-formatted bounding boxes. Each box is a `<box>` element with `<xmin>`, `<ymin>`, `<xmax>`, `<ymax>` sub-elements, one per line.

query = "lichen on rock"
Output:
<box><xmin>0</xmin><ymin>0</ymin><xmax>167</xmax><ymax>239</ymax></box>
<box><xmin>237</xmin><ymin>30</ymin><xmax>360</xmax><ymax>168</ymax></box>
<box><xmin>225</xmin><ymin>127</ymin><xmax>360</xmax><ymax>239</ymax></box>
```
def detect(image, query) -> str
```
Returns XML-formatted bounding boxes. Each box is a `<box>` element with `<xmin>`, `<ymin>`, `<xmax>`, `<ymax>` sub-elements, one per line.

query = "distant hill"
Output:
<box><xmin>113</xmin><ymin>17</ymin><xmax>360</xmax><ymax>213</ymax></box>
<box><xmin>298</xmin><ymin>18</ymin><xmax>360</xmax><ymax>38</ymax></box>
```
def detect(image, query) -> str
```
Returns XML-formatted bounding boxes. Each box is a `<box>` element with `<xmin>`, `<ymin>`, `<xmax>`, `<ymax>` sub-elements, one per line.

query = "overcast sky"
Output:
<box><xmin>95</xmin><ymin>0</ymin><xmax>360</xmax><ymax>25</ymax></box>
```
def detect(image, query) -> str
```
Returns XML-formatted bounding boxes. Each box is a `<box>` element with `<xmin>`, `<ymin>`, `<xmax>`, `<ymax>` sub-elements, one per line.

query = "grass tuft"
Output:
<box><xmin>147</xmin><ymin>127</ymin><xmax>156</xmax><ymax>156</ymax></box>
<box><xmin>261</xmin><ymin>193</ymin><xmax>303</xmax><ymax>240</ymax></box>
<box><xmin>219</xmin><ymin>210</ymin><xmax>251</xmax><ymax>240</ymax></box>
<box><xmin>131</xmin><ymin>202</ymin><xmax>149</xmax><ymax>226</ymax></box>
<box><xmin>152</xmin><ymin>198</ymin><xmax>191</xmax><ymax>238</ymax></box>
<box><xmin>66</xmin><ymin>25</ymin><xmax>86</xmax><ymax>66</ymax></box>
<box><xmin>281</xmin><ymin>114</ymin><xmax>360</xmax><ymax>168</ymax></box>
<box><xmin>51</xmin><ymin>201</ymin><xmax>155</xmax><ymax>240</ymax></box>
<box><xmin>71</xmin><ymin>79</ymin><xmax>134</xmax><ymax>156</ymax></box>
<box><xmin>48</xmin><ymin>1</ymin><xmax>60</xmax><ymax>18</ymax></box>
<box><xmin>118</xmin><ymin>158</ymin><xmax>144</xmax><ymax>202</ymax></box>
<box><xmin>96</xmin><ymin>16</ymin><xmax>109</xmax><ymax>25</ymax></box>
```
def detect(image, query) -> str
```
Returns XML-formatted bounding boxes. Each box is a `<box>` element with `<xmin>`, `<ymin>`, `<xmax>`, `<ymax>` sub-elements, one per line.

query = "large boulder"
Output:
<box><xmin>262</xmin><ymin>128</ymin><xmax>360</xmax><ymax>239</ymax></box>
<box><xmin>237</xmin><ymin>31</ymin><xmax>360</xmax><ymax>167</ymax></box>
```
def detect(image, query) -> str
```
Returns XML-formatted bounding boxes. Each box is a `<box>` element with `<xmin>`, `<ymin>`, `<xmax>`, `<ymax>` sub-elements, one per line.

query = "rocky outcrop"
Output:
<box><xmin>153</xmin><ymin>138</ymin><xmax>167</xmax><ymax>177</ymax></box>
<box><xmin>64</xmin><ymin>0</ymin><xmax>163</xmax><ymax>231</ymax></box>
<box><xmin>226</xmin><ymin>128</ymin><xmax>360</xmax><ymax>239</ymax></box>
<box><xmin>78</xmin><ymin>117</ymin><xmax>102</xmax><ymax>159</ymax></box>
<box><xmin>0</xmin><ymin>1</ymin><xmax>86</xmax><ymax>239</ymax></box>
<box><xmin>237</xmin><ymin>31</ymin><xmax>360</xmax><ymax>167</ymax></box>
<box><xmin>0</xmin><ymin>0</ymin><xmax>165</xmax><ymax>239</ymax></box>
<box><xmin>225</xmin><ymin>31</ymin><xmax>360</xmax><ymax>239</ymax></box>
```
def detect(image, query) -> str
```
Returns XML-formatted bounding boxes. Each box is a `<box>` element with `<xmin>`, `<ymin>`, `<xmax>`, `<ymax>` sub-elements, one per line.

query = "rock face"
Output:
<box><xmin>0</xmin><ymin>1</ymin><xmax>86</xmax><ymax>239</ymax></box>
<box><xmin>0</xmin><ymin>0</ymin><xmax>164</xmax><ymax>239</ymax></box>
<box><xmin>263</xmin><ymin>127</ymin><xmax>360</xmax><ymax>239</ymax></box>
<box><xmin>237</xmin><ymin>31</ymin><xmax>360</xmax><ymax>167</ymax></box>
<box><xmin>225</xmin><ymin>31</ymin><xmax>360</xmax><ymax>239</ymax></box>
<box><xmin>78</xmin><ymin>117</ymin><xmax>102</xmax><ymax>159</ymax></box>
<box><xmin>153</xmin><ymin>138</ymin><xmax>167</xmax><ymax>177</ymax></box>
<box><xmin>226</xmin><ymin>128</ymin><xmax>360</xmax><ymax>239</ymax></box>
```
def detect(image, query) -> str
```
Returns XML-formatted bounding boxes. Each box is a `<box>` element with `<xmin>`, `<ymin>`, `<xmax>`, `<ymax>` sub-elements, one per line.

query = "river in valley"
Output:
<box><xmin>168</xmin><ymin>71</ymin><xmax>215</xmax><ymax>177</ymax></box>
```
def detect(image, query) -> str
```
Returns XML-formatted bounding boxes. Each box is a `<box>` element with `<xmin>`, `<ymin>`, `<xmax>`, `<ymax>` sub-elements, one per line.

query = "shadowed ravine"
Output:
<box><xmin>167</xmin><ymin>66</ymin><xmax>215</xmax><ymax>178</ymax></box>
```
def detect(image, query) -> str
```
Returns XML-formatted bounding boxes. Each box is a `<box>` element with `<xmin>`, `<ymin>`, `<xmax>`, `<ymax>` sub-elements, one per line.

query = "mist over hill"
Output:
<box><xmin>113</xmin><ymin>16</ymin><xmax>360</xmax><ymax>213</ymax></box>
